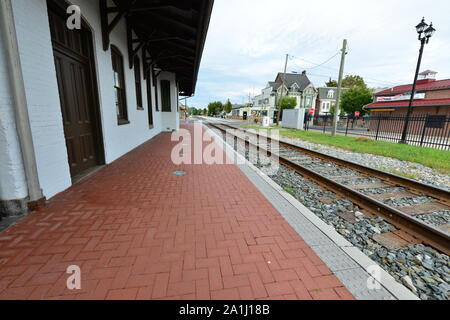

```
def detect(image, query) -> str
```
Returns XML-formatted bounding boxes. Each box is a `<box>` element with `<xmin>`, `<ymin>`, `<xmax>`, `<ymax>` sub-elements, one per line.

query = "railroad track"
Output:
<box><xmin>205</xmin><ymin>119</ymin><xmax>450</xmax><ymax>256</ymax></box>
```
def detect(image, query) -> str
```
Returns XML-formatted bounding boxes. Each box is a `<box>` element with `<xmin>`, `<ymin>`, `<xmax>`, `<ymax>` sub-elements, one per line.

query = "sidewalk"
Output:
<box><xmin>0</xmin><ymin>123</ymin><xmax>353</xmax><ymax>300</ymax></box>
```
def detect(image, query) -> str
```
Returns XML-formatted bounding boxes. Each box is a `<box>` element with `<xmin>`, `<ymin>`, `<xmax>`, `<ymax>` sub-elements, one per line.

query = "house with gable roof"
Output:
<box><xmin>251</xmin><ymin>71</ymin><xmax>317</xmax><ymax>123</ymax></box>
<box><xmin>315</xmin><ymin>87</ymin><xmax>350</xmax><ymax>115</ymax></box>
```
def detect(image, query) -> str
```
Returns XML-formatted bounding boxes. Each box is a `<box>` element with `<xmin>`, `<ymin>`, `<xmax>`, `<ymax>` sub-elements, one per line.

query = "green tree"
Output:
<box><xmin>342</xmin><ymin>75</ymin><xmax>366</xmax><ymax>88</ymax></box>
<box><xmin>207</xmin><ymin>101</ymin><xmax>223</xmax><ymax>116</ymax></box>
<box><xmin>340</xmin><ymin>86</ymin><xmax>373</xmax><ymax>115</ymax></box>
<box><xmin>279</xmin><ymin>96</ymin><xmax>297</xmax><ymax>111</ymax></box>
<box><xmin>224</xmin><ymin>99</ymin><xmax>232</xmax><ymax>114</ymax></box>
<box><xmin>326</xmin><ymin>78</ymin><xmax>338</xmax><ymax>87</ymax></box>
<box><xmin>207</xmin><ymin>103</ymin><xmax>214</xmax><ymax>115</ymax></box>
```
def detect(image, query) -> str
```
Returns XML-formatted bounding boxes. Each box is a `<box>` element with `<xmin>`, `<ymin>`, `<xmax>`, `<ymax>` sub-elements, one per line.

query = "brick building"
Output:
<box><xmin>363</xmin><ymin>71</ymin><xmax>450</xmax><ymax>137</ymax></box>
<box><xmin>363</xmin><ymin>70</ymin><xmax>450</xmax><ymax>116</ymax></box>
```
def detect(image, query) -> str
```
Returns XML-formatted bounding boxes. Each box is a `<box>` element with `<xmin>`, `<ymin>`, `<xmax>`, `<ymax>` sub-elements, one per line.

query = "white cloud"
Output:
<box><xmin>192</xmin><ymin>0</ymin><xmax>450</xmax><ymax>107</ymax></box>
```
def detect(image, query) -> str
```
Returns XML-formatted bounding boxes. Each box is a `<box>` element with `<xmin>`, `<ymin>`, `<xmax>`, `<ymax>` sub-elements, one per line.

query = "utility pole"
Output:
<box><xmin>276</xmin><ymin>54</ymin><xmax>289</xmax><ymax>125</ymax></box>
<box><xmin>331</xmin><ymin>39</ymin><xmax>347</xmax><ymax>137</ymax></box>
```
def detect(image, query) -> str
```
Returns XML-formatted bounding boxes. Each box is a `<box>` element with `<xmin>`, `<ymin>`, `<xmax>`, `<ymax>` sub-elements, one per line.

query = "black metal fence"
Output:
<box><xmin>304</xmin><ymin>114</ymin><xmax>450</xmax><ymax>150</ymax></box>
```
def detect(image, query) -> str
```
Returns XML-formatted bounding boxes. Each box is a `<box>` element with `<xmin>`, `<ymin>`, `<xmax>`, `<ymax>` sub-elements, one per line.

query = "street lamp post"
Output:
<box><xmin>400</xmin><ymin>18</ymin><xmax>436</xmax><ymax>144</ymax></box>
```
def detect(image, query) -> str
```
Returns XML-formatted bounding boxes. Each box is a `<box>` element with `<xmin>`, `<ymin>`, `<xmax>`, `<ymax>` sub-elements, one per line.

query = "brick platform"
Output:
<box><xmin>0</xmin><ymin>123</ymin><xmax>354</xmax><ymax>300</ymax></box>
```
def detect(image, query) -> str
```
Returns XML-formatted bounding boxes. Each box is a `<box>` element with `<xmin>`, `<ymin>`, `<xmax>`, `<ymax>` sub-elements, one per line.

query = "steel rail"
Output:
<box><xmin>213</xmin><ymin>120</ymin><xmax>450</xmax><ymax>204</ymax></box>
<box><xmin>206</xmin><ymin>121</ymin><xmax>450</xmax><ymax>256</ymax></box>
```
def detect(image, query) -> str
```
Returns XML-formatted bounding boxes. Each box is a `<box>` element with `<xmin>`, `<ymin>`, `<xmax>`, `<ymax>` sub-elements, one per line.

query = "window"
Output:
<box><xmin>111</xmin><ymin>46</ymin><xmax>128</xmax><ymax>124</ymax></box>
<box><xmin>327</xmin><ymin>90</ymin><xmax>335</xmax><ymax>99</ymax></box>
<box><xmin>134</xmin><ymin>57</ymin><xmax>143</xmax><ymax>110</ymax></box>
<box><xmin>146</xmin><ymin>70</ymin><xmax>154</xmax><ymax>127</ymax></box>
<box><xmin>161</xmin><ymin>80</ymin><xmax>171</xmax><ymax>112</ymax></box>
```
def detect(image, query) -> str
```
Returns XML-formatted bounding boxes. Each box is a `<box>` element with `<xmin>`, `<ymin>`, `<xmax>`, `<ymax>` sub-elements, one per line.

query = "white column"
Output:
<box><xmin>0</xmin><ymin>0</ymin><xmax>42</xmax><ymax>213</ymax></box>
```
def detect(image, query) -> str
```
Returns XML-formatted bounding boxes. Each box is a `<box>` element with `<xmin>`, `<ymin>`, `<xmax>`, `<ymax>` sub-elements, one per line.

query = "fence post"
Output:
<box><xmin>345</xmin><ymin>116</ymin><xmax>350</xmax><ymax>136</ymax></box>
<box><xmin>323</xmin><ymin>116</ymin><xmax>327</xmax><ymax>133</ymax></box>
<box><xmin>375</xmin><ymin>116</ymin><xmax>382</xmax><ymax>141</ymax></box>
<box><xmin>420</xmin><ymin>115</ymin><xmax>428</xmax><ymax>147</ymax></box>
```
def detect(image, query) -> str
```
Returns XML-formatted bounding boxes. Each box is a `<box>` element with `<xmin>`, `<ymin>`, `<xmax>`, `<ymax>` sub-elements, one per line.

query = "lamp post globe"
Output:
<box><xmin>415</xmin><ymin>18</ymin><xmax>428</xmax><ymax>35</ymax></box>
<box><xmin>424</xmin><ymin>23</ymin><xmax>436</xmax><ymax>40</ymax></box>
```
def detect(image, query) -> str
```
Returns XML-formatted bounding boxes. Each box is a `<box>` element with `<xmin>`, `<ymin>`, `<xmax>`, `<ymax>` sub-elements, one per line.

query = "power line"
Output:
<box><xmin>291</xmin><ymin>54</ymin><xmax>400</xmax><ymax>86</ymax></box>
<box><xmin>291</xmin><ymin>63</ymin><xmax>400</xmax><ymax>86</ymax></box>
<box><xmin>291</xmin><ymin>52</ymin><xmax>340</xmax><ymax>71</ymax></box>
<box><xmin>295</xmin><ymin>63</ymin><xmax>398</xmax><ymax>85</ymax></box>
<box><xmin>290</xmin><ymin>70</ymin><xmax>400</xmax><ymax>87</ymax></box>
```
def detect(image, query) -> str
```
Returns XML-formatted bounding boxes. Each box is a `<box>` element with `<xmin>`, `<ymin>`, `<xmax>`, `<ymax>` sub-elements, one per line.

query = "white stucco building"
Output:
<box><xmin>0</xmin><ymin>0</ymin><xmax>213</xmax><ymax>217</ymax></box>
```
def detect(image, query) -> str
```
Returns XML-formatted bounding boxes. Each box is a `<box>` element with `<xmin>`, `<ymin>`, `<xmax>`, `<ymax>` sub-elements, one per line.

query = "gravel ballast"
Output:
<box><xmin>210</xmin><ymin>125</ymin><xmax>450</xmax><ymax>300</ymax></box>
<box><xmin>248</xmin><ymin>128</ymin><xmax>450</xmax><ymax>191</ymax></box>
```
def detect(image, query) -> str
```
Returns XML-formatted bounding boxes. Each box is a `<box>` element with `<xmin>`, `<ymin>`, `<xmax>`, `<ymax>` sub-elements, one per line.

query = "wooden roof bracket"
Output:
<box><xmin>142</xmin><ymin>45</ymin><xmax>153</xmax><ymax>80</ymax></box>
<box><xmin>100</xmin><ymin>0</ymin><xmax>137</xmax><ymax>51</ymax></box>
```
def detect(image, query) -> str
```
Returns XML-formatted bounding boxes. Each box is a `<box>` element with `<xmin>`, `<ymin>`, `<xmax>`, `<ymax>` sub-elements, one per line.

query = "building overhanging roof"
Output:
<box><xmin>103</xmin><ymin>0</ymin><xmax>214</xmax><ymax>96</ymax></box>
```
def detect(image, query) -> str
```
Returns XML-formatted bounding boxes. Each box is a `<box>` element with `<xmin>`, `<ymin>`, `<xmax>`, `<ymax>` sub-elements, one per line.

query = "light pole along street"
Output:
<box><xmin>399</xmin><ymin>18</ymin><xmax>436</xmax><ymax>144</ymax></box>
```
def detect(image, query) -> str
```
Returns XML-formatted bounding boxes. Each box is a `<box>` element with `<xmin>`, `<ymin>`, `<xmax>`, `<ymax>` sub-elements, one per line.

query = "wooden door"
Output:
<box><xmin>48</xmin><ymin>4</ymin><xmax>102</xmax><ymax>178</ymax></box>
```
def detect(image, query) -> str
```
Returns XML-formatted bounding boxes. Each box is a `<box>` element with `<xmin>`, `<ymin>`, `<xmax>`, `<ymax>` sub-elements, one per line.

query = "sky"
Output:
<box><xmin>187</xmin><ymin>0</ymin><xmax>450</xmax><ymax>109</ymax></box>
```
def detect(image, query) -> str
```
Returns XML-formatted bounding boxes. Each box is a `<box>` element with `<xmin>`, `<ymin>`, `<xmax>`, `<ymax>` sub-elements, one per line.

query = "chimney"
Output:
<box><xmin>302</xmin><ymin>70</ymin><xmax>306</xmax><ymax>75</ymax></box>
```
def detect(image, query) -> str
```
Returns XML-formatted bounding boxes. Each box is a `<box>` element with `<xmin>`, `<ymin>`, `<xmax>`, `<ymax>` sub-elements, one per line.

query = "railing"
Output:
<box><xmin>304</xmin><ymin>114</ymin><xmax>450</xmax><ymax>150</ymax></box>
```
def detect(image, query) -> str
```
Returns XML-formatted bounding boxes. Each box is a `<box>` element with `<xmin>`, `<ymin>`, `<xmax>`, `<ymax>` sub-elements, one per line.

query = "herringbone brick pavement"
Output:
<box><xmin>0</xmin><ymin>123</ymin><xmax>354</xmax><ymax>300</ymax></box>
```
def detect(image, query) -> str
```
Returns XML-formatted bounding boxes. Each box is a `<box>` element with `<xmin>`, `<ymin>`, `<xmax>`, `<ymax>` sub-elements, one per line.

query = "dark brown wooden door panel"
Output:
<box><xmin>50</xmin><ymin>4</ymin><xmax>102</xmax><ymax>178</ymax></box>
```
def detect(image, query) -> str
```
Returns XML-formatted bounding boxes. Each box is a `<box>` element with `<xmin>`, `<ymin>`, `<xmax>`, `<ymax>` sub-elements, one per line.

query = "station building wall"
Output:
<box><xmin>0</xmin><ymin>0</ymin><xmax>180</xmax><ymax>208</ymax></box>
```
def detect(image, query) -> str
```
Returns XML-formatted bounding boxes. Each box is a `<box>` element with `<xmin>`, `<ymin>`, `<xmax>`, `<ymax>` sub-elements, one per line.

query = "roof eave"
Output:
<box><xmin>375</xmin><ymin>85</ymin><xmax>450</xmax><ymax>96</ymax></box>
<box><xmin>189</xmin><ymin>0</ymin><xmax>214</xmax><ymax>96</ymax></box>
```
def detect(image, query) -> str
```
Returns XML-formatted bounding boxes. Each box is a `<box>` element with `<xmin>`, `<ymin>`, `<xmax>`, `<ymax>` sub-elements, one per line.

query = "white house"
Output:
<box><xmin>251</xmin><ymin>71</ymin><xmax>317</xmax><ymax>123</ymax></box>
<box><xmin>0</xmin><ymin>0</ymin><xmax>213</xmax><ymax>217</ymax></box>
<box><xmin>316</xmin><ymin>87</ymin><xmax>338</xmax><ymax>115</ymax></box>
<box><xmin>316</xmin><ymin>87</ymin><xmax>349</xmax><ymax>115</ymax></box>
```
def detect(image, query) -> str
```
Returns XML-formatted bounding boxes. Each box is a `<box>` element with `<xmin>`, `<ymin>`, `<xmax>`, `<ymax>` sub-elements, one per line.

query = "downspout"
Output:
<box><xmin>0</xmin><ymin>0</ymin><xmax>44</xmax><ymax>206</ymax></box>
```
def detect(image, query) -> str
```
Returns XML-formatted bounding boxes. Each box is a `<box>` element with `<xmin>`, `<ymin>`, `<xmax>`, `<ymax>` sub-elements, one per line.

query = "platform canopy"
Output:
<box><xmin>100</xmin><ymin>0</ymin><xmax>214</xmax><ymax>96</ymax></box>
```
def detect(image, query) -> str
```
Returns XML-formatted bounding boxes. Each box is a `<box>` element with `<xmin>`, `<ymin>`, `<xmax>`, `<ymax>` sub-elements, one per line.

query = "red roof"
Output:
<box><xmin>364</xmin><ymin>98</ymin><xmax>450</xmax><ymax>110</ymax></box>
<box><xmin>376</xmin><ymin>78</ymin><xmax>450</xmax><ymax>96</ymax></box>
